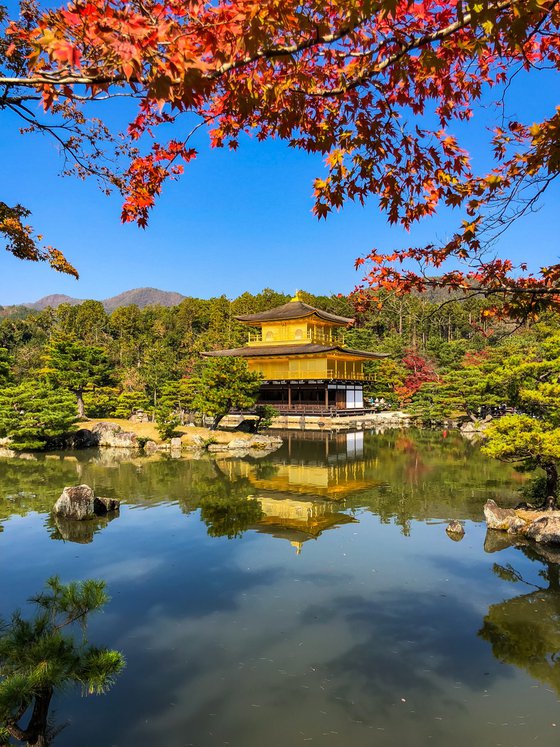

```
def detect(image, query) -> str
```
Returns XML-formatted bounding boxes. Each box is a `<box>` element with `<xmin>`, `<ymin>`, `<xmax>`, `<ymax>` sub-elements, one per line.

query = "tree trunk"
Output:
<box><xmin>25</xmin><ymin>688</ymin><xmax>53</xmax><ymax>747</ymax></box>
<box><xmin>76</xmin><ymin>390</ymin><xmax>85</xmax><ymax>418</ymax></box>
<box><xmin>211</xmin><ymin>414</ymin><xmax>224</xmax><ymax>430</ymax></box>
<box><xmin>544</xmin><ymin>462</ymin><xmax>558</xmax><ymax>509</ymax></box>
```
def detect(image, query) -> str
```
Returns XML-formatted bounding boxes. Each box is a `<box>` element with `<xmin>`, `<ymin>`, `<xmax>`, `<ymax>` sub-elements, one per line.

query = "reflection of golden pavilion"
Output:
<box><xmin>215</xmin><ymin>430</ymin><xmax>380</xmax><ymax>552</ymax></box>
<box><xmin>217</xmin><ymin>431</ymin><xmax>382</xmax><ymax>500</ymax></box>
<box><xmin>202</xmin><ymin>293</ymin><xmax>388</xmax><ymax>414</ymax></box>
<box><xmin>250</xmin><ymin>493</ymin><xmax>357</xmax><ymax>554</ymax></box>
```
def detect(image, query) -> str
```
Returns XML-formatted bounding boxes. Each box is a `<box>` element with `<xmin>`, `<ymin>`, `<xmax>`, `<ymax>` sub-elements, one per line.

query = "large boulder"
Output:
<box><xmin>483</xmin><ymin>499</ymin><xmax>518</xmax><ymax>531</ymax></box>
<box><xmin>228</xmin><ymin>438</ymin><xmax>251</xmax><ymax>450</ymax></box>
<box><xmin>53</xmin><ymin>484</ymin><xmax>96</xmax><ymax>520</ymax></box>
<box><xmin>182</xmin><ymin>434</ymin><xmax>205</xmax><ymax>449</ymax></box>
<box><xmin>53</xmin><ymin>484</ymin><xmax>120</xmax><ymax>521</ymax></box>
<box><xmin>70</xmin><ymin>428</ymin><xmax>99</xmax><ymax>449</ymax></box>
<box><xmin>483</xmin><ymin>499</ymin><xmax>560</xmax><ymax>546</ymax></box>
<box><xmin>143</xmin><ymin>439</ymin><xmax>158</xmax><ymax>454</ymax></box>
<box><xmin>525</xmin><ymin>515</ymin><xmax>560</xmax><ymax>545</ymax></box>
<box><xmin>91</xmin><ymin>422</ymin><xmax>138</xmax><ymax>448</ymax></box>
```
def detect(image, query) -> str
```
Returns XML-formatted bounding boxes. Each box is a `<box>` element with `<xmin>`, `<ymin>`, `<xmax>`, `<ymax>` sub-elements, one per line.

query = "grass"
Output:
<box><xmin>79</xmin><ymin>418</ymin><xmax>257</xmax><ymax>445</ymax></box>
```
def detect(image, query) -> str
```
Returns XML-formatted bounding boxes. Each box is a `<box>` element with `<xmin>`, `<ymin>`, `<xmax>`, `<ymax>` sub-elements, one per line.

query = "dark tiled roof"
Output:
<box><xmin>235</xmin><ymin>301</ymin><xmax>353</xmax><ymax>325</ymax></box>
<box><xmin>202</xmin><ymin>343</ymin><xmax>389</xmax><ymax>359</ymax></box>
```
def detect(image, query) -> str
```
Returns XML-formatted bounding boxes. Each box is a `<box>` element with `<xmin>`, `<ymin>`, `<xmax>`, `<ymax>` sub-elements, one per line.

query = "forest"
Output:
<box><xmin>0</xmin><ymin>286</ymin><xmax>548</xmax><ymax>411</ymax></box>
<box><xmin>0</xmin><ymin>286</ymin><xmax>501</xmax><ymax>415</ymax></box>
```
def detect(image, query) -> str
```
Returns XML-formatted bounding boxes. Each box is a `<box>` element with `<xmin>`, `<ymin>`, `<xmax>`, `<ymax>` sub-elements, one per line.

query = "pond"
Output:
<box><xmin>1</xmin><ymin>428</ymin><xmax>560</xmax><ymax>747</ymax></box>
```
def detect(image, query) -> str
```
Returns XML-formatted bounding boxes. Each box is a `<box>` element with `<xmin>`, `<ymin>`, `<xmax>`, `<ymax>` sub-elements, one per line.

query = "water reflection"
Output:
<box><xmin>481</xmin><ymin>537</ymin><xmax>560</xmax><ymax>695</ymax></box>
<box><xmin>1</xmin><ymin>431</ymin><xmax>558</xmax><ymax>747</ymax></box>
<box><xmin>0</xmin><ymin>429</ymin><xmax>525</xmax><ymax>547</ymax></box>
<box><xmin>48</xmin><ymin>512</ymin><xmax>120</xmax><ymax>544</ymax></box>
<box><xmin>250</xmin><ymin>494</ymin><xmax>357</xmax><ymax>553</ymax></box>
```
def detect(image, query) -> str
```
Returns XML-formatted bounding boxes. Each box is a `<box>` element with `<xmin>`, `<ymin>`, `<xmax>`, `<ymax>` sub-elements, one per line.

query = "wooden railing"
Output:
<box><xmin>247</xmin><ymin>330</ymin><xmax>345</xmax><ymax>345</ymax></box>
<box><xmin>233</xmin><ymin>403</ymin><xmax>377</xmax><ymax>416</ymax></box>
<box><xmin>264</xmin><ymin>371</ymin><xmax>376</xmax><ymax>381</ymax></box>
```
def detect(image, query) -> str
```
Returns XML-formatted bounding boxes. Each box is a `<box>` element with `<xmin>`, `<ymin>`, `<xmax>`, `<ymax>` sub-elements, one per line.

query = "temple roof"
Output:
<box><xmin>202</xmin><ymin>343</ymin><xmax>388</xmax><ymax>359</ymax></box>
<box><xmin>235</xmin><ymin>300</ymin><xmax>353</xmax><ymax>326</ymax></box>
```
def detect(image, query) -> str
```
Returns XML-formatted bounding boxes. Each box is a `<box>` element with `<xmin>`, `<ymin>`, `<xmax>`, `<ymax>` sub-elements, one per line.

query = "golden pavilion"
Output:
<box><xmin>202</xmin><ymin>293</ymin><xmax>388</xmax><ymax>414</ymax></box>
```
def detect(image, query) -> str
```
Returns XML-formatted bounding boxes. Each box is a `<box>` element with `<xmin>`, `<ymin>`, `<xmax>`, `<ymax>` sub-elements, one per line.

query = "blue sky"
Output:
<box><xmin>1</xmin><ymin>67</ymin><xmax>558</xmax><ymax>305</ymax></box>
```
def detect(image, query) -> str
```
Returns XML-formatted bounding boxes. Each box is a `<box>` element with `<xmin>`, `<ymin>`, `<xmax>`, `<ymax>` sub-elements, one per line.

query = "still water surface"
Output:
<box><xmin>1</xmin><ymin>429</ymin><xmax>560</xmax><ymax>747</ymax></box>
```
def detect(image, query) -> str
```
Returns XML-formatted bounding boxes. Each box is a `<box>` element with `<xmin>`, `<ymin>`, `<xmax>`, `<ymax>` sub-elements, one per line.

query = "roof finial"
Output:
<box><xmin>290</xmin><ymin>289</ymin><xmax>301</xmax><ymax>303</ymax></box>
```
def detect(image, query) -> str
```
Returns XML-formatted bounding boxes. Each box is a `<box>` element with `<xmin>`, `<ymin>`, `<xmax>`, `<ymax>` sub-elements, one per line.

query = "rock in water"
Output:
<box><xmin>483</xmin><ymin>499</ymin><xmax>560</xmax><ymax>546</ymax></box>
<box><xmin>54</xmin><ymin>485</ymin><xmax>120</xmax><ymax>520</ymax></box>
<box><xmin>525</xmin><ymin>515</ymin><xmax>560</xmax><ymax>545</ymax></box>
<box><xmin>446</xmin><ymin>520</ymin><xmax>465</xmax><ymax>539</ymax></box>
<box><xmin>94</xmin><ymin>496</ymin><xmax>121</xmax><ymax>514</ymax></box>
<box><xmin>483</xmin><ymin>499</ymin><xmax>517</xmax><ymax>531</ymax></box>
<box><xmin>53</xmin><ymin>484</ymin><xmax>96</xmax><ymax>520</ymax></box>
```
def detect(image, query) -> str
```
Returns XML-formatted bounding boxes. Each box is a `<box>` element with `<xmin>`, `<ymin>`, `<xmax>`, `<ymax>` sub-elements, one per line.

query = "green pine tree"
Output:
<box><xmin>0</xmin><ymin>577</ymin><xmax>124</xmax><ymax>747</ymax></box>
<box><xmin>191</xmin><ymin>358</ymin><xmax>262</xmax><ymax>429</ymax></box>
<box><xmin>0</xmin><ymin>383</ymin><xmax>77</xmax><ymax>451</ymax></box>
<box><xmin>42</xmin><ymin>335</ymin><xmax>112</xmax><ymax>418</ymax></box>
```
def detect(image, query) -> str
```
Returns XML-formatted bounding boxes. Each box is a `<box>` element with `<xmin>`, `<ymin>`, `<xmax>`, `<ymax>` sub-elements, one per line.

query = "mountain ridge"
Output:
<box><xmin>20</xmin><ymin>287</ymin><xmax>187</xmax><ymax>312</ymax></box>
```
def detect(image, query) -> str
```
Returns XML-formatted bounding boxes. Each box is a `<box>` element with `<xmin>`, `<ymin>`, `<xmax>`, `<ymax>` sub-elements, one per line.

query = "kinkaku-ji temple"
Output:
<box><xmin>203</xmin><ymin>293</ymin><xmax>388</xmax><ymax>415</ymax></box>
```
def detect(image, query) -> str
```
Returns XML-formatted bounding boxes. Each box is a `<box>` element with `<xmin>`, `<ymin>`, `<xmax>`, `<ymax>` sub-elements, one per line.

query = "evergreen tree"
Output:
<box><xmin>483</xmin><ymin>415</ymin><xmax>560</xmax><ymax>507</ymax></box>
<box><xmin>0</xmin><ymin>577</ymin><xmax>124</xmax><ymax>747</ymax></box>
<box><xmin>190</xmin><ymin>358</ymin><xmax>262</xmax><ymax>429</ymax></box>
<box><xmin>112</xmin><ymin>391</ymin><xmax>150</xmax><ymax>419</ymax></box>
<box><xmin>140</xmin><ymin>342</ymin><xmax>177</xmax><ymax>409</ymax></box>
<box><xmin>42</xmin><ymin>335</ymin><xmax>112</xmax><ymax>418</ymax></box>
<box><xmin>0</xmin><ymin>383</ymin><xmax>77</xmax><ymax>451</ymax></box>
<box><xmin>159</xmin><ymin>379</ymin><xmax>196</xmax><ymax>425</ymax></box>
<box><xmin>0</xmin><ymin>348</ymin><xmax>12</xmax><ymax>385</ymax></box>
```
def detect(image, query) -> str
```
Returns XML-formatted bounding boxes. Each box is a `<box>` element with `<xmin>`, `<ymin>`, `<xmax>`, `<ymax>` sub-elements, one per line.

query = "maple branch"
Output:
<box><xmin>5</xmin><ymin>101</ymin><xmax>114</xmax><ymax>182</ymax></box>
<box><xmin>213</xmin><ymin>14</ymin><xmax>372</xmax><ymax>76</ymax></box>
<box><xmin>0</xmin><ymin>14</ymin><xmax>373</xmax><ymax>90</ymax></box>
<box><xmin>302</xmin><ymin>0</ymin><xmax>518</xmax><ymax>96</ymax></box>
<box><xmin>0</xmin><ymin>74</ymin><xmax>128</xmax><ymax>86</ymax></box>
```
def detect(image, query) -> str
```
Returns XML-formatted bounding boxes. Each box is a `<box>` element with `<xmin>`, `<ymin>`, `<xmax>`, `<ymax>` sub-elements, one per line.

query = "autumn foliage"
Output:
<box><xmin>0</xmin><ymin>0</ymin><xmax>559</xmax><ymax>304</ymax></box>
<box><xmin>394</xmin><ymin>349</ymin><xmax>438</xmax><ymax>405</ymax></box>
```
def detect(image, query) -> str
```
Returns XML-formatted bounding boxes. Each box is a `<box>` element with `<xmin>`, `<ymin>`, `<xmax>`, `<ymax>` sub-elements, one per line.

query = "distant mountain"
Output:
<box><xmin>25</xmin><ymin>294</ymin><xmax>85</xmax><ymax>310</ymax></box>
<box><xmin>20</xmin><ymin>287</ymin><xmax>186</xmax><ymax>312</ymax></box>
<box><xmin>103</xmin><ymin>288</ymin><xmax>186</xmax><ymax>311</ymax></box>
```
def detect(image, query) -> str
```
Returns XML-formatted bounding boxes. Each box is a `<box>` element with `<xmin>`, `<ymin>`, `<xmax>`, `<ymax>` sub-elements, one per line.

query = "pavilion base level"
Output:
<box><xmin>256</xmin><ymin>379</ymin><xmax>369</xmax><ymax>414</ymax></box>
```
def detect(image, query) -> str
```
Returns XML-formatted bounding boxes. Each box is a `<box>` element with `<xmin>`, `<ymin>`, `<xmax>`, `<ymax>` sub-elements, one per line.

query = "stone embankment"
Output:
<box><xmin>484</xmin><ymin>499</ymin><xmax>560</xmax><ymax>545</ymax></box>
<box><xmin>74</xmin><ymin>421</ymin><xmax>283</xmax><ymax>454</ymax></box>
<box><xmin>221</xmin><ymin>411</ymin><xmax>411</xmax><ymax>431</ymax></box>
<box><xmin>0</xmin><ymin>421</ymin><xmax>283</xmax><ymax>457</ymax></box>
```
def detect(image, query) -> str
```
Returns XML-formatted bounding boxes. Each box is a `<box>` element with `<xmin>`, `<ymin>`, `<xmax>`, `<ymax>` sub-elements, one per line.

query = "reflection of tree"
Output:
<box><xmin>0</xmin><ymin>429</ymin><xmax>526</xmax><ymax>543</ymax></box>
<box><xmin>252</xmin><ymin>462</ymin><xmax>279</xmax><ymax>481</ymax></box>
<box><xmin>0</xmin><ymin>577</ymin><xmax>124</xmax><ymax>747</ymax></box>
<box><xmin>48</xmin><ymin>513</ymin><xmax>120</xmax><ymax>544</ymax></box>
<box><xmin>199</xmin><ymin>496</ymin><xmax>263</xmax><ymax>539</ymax></box>
<box><xmin>479</xmin><ymin>546</ymin><xmax>560</xmax><ymax>695</ymax></box>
